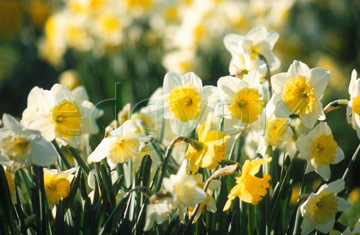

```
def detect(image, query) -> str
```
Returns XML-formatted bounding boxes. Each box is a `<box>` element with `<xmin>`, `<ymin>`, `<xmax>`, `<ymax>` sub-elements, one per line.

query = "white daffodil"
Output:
<box><xmin>22</xmin><ymin>84</ymin><xmax>100</xmax><ymax>147</ymax></box>
<box><xmin>224</xmin><ymin>27</ymin><xmax>280</xmax><ymax>72</ymax></box>
<box><xmin>163</xmin><ymin>72</ymin><xmax>218</xmax><ymax>135</ymax></box>
<box><xmin>296</xmin><ymin>122</ymin><xmax>344</xmax><ymax>181</ymax></box>
<box><xmin>300</xmin><ymin>179</ymin><xmax>351</xmax><ymax>235</ymax></box>
<box><xmin>347</xmin><ymin>69</ymin><xmax>360</xmax><ymax>138</ymax></box>
<box><xmin>163</xmin><ymin>160</ymin><xmax>207</xmax><ymax>221</ymax></box>
<box><xmin>144</xmin><ymin>198</ymin><xmax>175</xmax><ymax>231</ymax></box>
<box><xmin>0</xmin><ymin>114</ymin><xmax>57</xmax><ymax>172</ymax></box>
<box><xmin>217</xmin><ymin>71</ymin><xmax>265</xmax><ymax>134</ymax></box>
<box><xmin>88</xmin><ymin>120</ymin><xmax>151</xmax><ymax>166</ymax></box>
<box><xmin>271</xmin><ymin>60</ymin><xmax>329</xmax><ymax>128</ymax></box>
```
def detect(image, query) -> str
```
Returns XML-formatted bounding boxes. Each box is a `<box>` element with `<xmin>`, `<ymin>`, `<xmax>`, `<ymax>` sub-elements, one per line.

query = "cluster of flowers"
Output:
<box><xmin>39</xmin><ymin>0</ymin><xmax>295</xmax><ymax>70</ymax></box>
<box><xmin>2</xmin><ymin>26</ymin><xmax>360</xmax><ymax>234</ymax></box>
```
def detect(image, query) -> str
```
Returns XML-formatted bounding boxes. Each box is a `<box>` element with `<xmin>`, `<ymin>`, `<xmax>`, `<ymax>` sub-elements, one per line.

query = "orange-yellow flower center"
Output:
<box><xmin>52</xmin><ymin>100</ymin><xmax>82</xmax><ymax>139</ymax></box>
<box><xmin>229</xmin><ymin>87</ymin><xmax>264</xmax><ymax>123</ymax></box>
<box><xmin>44</xmin><ymin>172</ymin><xmax>71</xmax><ymax>205</ymax></box>
<box><xmin>311</xmin><ymin>134</ymin><xmax>337</xmax><ymax>166</ymax></box>
<box><xmin>168</xmin><ymin>86</ymin><xmax>202</xmax><ymax>122</ymax></box>
<box><xmin>109</xmin><ymin>137</ymin><xmax>140</xmax><ymax>163</ymax></box>
<box><xmin>353</xmin><ymin>94</ymin><xmax>360</xmax><ymax>116</ymax></box>
<box><xmin>266</xmin><ymin>118</ymin><xmax>289</xmax><ymax>146</ymax></box>
<box><xmin>282</xmin><ymin>76</ymin><xmax>316</xmax><ymax>115</ymax></box>
<box><xmin>310</xmin><ymin>191</ymin><xmax>338</xmax><ymax>224</ymax></box>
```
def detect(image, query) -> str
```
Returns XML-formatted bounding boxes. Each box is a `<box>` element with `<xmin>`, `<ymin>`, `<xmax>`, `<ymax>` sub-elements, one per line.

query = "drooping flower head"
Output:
<box><xmin>22</xmin><ymin>84</ymin><xmax>100</xmax><ymax>147</ymax></box>
<box><xmin>347</xmin><ymin>69</ymin><xmax>360</xmax><ymax>138</ymax></box>
<box><xmin>0</xmin><ymin>114</ymin><xmax>57</xmax><ymax>172</ymax></box>
<box><xmin>88</xmin><ymin>120</ymin><xmax>151</xmax><ymax>166</ymax></box>
<box><xmin>271</xmin><ymin>60</ymin><xmax>330</xmax><ymax>128</ymax></box>
<box><xmin>296</xmin><ymin>122</ymin><xmax>344</xmax><ymax>181</ymax></box>
<box><xmin>44</xmin><ymin>168</ymin><xmax>76</xmax><ymax>205</ymax></box>
<box><xmin>185</xmin><ymin>113</ymin><xmax>230</xmax><ymax>173</ymax></box>
<box><xmin>300</xmin><ymin>179</ymin><xmax>351</xmax><ymax>235</ymax></box>
<box><xmin>163</xmin><ymin>72</ymin><xmax>218</xmax><ymax>135</ymax></box>
<box><xmin>163</xmin><ymin>160</ymin><xmax>207</xmax><ymax>220</ymax></box>
<box><xmin>223</xmin><ymin>158</ymin><xmax>271</xmax><ymax>211</ymax></box>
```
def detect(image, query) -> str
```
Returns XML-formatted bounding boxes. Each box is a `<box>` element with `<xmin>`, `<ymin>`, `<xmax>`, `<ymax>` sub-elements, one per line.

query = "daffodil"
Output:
<box><xmin>300</xmin><ymin>179</ymin><xmax>351</xmax><ymax>235</ymax></box>
<box><xmin>296</xmin><ymin>122</ymin><xmax>344</xmax><ymax>181</ymax></box>
<box><xmin>5</xmin><ymin>170</ymin><xmax>15</xmax><ymax>198</ymax></box>
<box><xmin>163</xmin><ymin>72</ymin><xmax>218</xmax><ymax>135</ymax></box>
<box><xmin>188</xmin><ymin>174</ymin><xmax>220</xmax><ymax>222</ymax></box>
<box><xmin>224</xmin><ymin>27</ymin><xmax>280</xmax><ymax>72</ymax></box>
<box><xmin>223</xmin><ymin>158</ymin><xmax>271</xmax><ymax>210</ymax></box>
<box><xmin>217</xmin><ymin>72</ymin><xmax>265</xmax><ymax>134</ymax></box>
<box><xmin>163</xmin><ymin>160</ymin><xmax>207</xmax><ymax>221</ymax></box>
<box><xmin>0</xmin><ymin>114</ymin><xmax>57</xmax><ymax>172</ymax></box>
<box><xmin>185</xmin><ymin>114</ymin><xmax>230</xmax><ymax>173</ymax></box>
<box><xmin>271</xmin><ymin>60</ymin><xmax>329</xmax><ymax>128</ymax></box>
<box><xmin>22</xmin><ymin>84</ymin><xmax>100</xmax><ymax>147</ymax></box>
<box><xmin>347</xmin><ymin>69</ymin><xmax>360</xmax><ymax>138</ymax></box>
<box><xmin>144</xmin><ymin>198</ymin><xmax>175</xmax><ymax>231</ymax></box>
<box><xmin>88</xmin><ymin>120</ymin><xmax>151</xmax><ymax>166</ymax></box>
<box><xmin>44</xmin><ymin>167</ymin><xmax>76</xmax><ymax>205</ymax></box>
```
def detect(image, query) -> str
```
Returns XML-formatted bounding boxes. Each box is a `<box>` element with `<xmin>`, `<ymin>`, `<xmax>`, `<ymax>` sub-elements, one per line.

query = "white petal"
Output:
<box><xmin>315</xmin><ymin>218</ymin><xmax>335</xmax><ymax>234</ymax></box>
<box><xmin>349</xmin><ymin>69</ymin><xmax>358</xmax><ymax>96</ymax></box>
<box><xmin>299</xmin><ymin>101</ymin><xmax>322</xmax><ymax>129</ymax></box>
<box><xmin>288</xmin><ymin>60</ymin><xmax>311</xmax><ymax>79</ymax></box>
<box><xmin>262</xmin><ymin>50</ymin><xmax>280</xmax><ymax>71</ymax></box>
<box><xmin>310</xmin><ymin>68</ymin><xmax>330</xmax><ymax>98</ymax></box>
<box><xmin>163</xmin><ymin>72</ymin><xmax>182</xmax><ymax>94</ymax></box>
<box><xmin>200</xmin><ymin>85</ymin><xmax>219</xmax><ymax>109</ymax></box>
<box><xmin>87</xmin><ymin>138</ymin><xmax>112</xmax><ymax>163</ymax></box>
<box><xmin>316</xmin><ymin>165</ymin><xmax>331</xmax><ymax>181</ymax></box>
<box><xmin>170</xmin><ymin>119</ymin><xmax>196</xmax><ymax>136</ymax></box>
<box><xmin>217</xmin><ymin>76</ymin><xmax>242</xmax><ymax>100</ymax></box>
<box><xmin>224</xmin><ymin>34</ymin><xmax>243</xmax><ymax>54</ymax></box>
<box><xmin>182</xmin><ymin>72</ymin><xmax>203</xmax><ymax>91</ymax></box>
<box><xmin>266</xmin><ymin>30</ymin><xmax>279</xmax><ymax>49</ymax></box>
<box><xmin>301</xmin><ymin>216</ymin><xmax>316</xmax><ymax>235</ymax></box>
<box><xmin>337</xmin><ymin>197</ymin><xmax>351</xmax><ymax>211</ymax></box>
<box><xmin>245</xmin><ymin>26</ymin><xmax>267</xmax><ymax>43</ymax></box>
<box><xmin>50</xmin><ymin>84</ymin><xmax>72</xmax><ymax>101</ymax></box>
<box><xmin>274</xmin><ymin>98</ymin><xmax>292</xmax><ymax>118</ymax></box>
<box><xmin>27</xmin><ymin>117</ymin><xmax>55</xmax><ymax>141</ymax></box>
<box><xmin>111</xmin><ymin>120</ymin><xmax>137</xmax><ymax>137</ymax></box>
<box><xmin>324</xmin><ymin>179</ymin><xmax>345</xmax><ymax>194</ymax></box>
<box><xmin>72</xmin><ymin>86</ymin><xmax>89</xmax><ymax>101</ymax></box>
<box><xmin>2</xmin><ymin>114</ymin><xmax>23</xmax><ymax>133</ymax></box>
<box><xmin>271</xmin><ymin>72</ymin><xmax>289</xmax><ymax>94</ymax></box>
<box><xmin>333</xmin><ymin>147</ymin><xmax>344</xmax><ymax>164</ymax></box>
<box><xmin>31</xmin><ymin>138</ymin><xmax>57</xmax><ymax>166</ymax></box>
<box><xmin>305</xmin><ymin>162</ymin><xmax>315</xmax><ymax>174</ymax></box>
<box><xmin>296</xmin><ymin>135</ymin><xmax>312</xmax><ymax>160</ymax></box>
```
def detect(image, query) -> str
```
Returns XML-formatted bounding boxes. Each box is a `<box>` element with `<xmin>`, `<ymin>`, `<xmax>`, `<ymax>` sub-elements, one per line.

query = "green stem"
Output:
<box><xmin>342</xmin><ymin>143</ymin><xmax>360</xmax><ymax>182</ymax></box>
<box><xmin>323</xmin><ymin>99</ymin><xmax>348</xmax><ymax>115</ymax></box>
<box><xmin>52</xmin><ymin>140</ymin><xmax>71</xmax><ymax>169</ymax></box>
<box><xmin>69</xmin><ymin>147</ymin><xmax>90</xmax><ymax>174</ymax></box>
<box><xmin>155</xmin><ymin>136</ymin><xmax>195</xmax><ymax>192</ymax></box>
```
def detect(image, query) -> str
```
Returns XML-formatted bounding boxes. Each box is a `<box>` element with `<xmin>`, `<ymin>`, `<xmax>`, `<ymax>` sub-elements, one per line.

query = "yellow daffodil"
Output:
<box><xmin>300</xmin><ymin>179</ymin><xmax>351</xmax><ymax>235</ymax></box>
<box><xmin>223</xmin><ymin>158</ymin><xmax>271</xmax><ymax>211</ymax></box>
<box><xmin>217</xmin><ymin>72</ymin><xmax>264</xmax><ymax>134</ymax></box>
<box><xmin>88</xmin><ymin>120</ymin><xmax>151</xmax><ymax>166</ymax></box>
<box><xmin>43</xmin><ymin>168</ymin><xmax>76</xmax><ymax>205</ymax></box>
<box><xmin>296</xmin><ymin>122</ymin><xmax>344</xmax><ymax>181</ymax></box>
<box><xmin>271</xmin><ymin>60</ymin><xmax>330</xmax><ymax>128</ymax></box>
<box><xmin>22</xmin><ymin>84</ymin><xmax>100</xmax><ymax>147</ymax></box>
<box><xmin>163</xmin><ymin>72</ymin><xmax>218</xmax><ymax>135</ymax></box>
<box><xmin>185</xmin><ymin>114</ymin><xmax>230</xmax><ymax>173</ymax></box>
<box><xmin>347</xmin><ymin>69</ymin><xmax>360</xmax><ymax>138</ymax></box>
<box><xmin>0</xmin><ymin>114</ymin><xmax>57</xmax><ymax>172</ymax></box>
